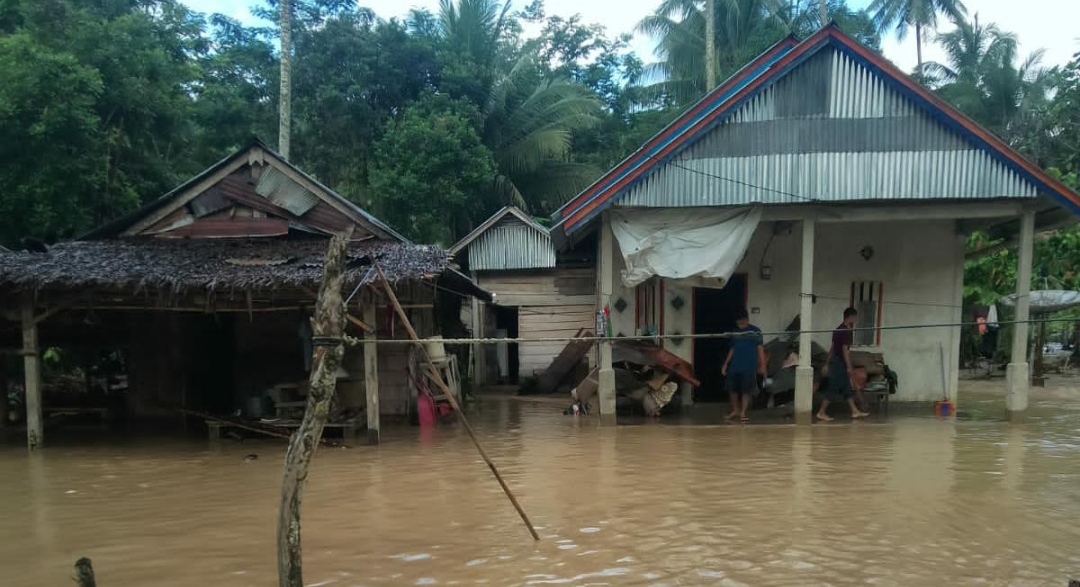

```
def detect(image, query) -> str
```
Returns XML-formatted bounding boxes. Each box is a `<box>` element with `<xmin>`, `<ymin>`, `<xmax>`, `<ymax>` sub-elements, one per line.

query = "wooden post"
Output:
<box><xmin>597</xmin><ymin>213</ymin><xmax>616</xmax><ymax>423</ymax></box>
<box><xmin>374</xmin><ymin>263</ymin><xmax>540</xmax><ymax>541</ymax></box>
<box><xmin>470</xmin><ymin>270</ymin><xmax>483</xmax><ymax>387</ymax></box>
<box><xmin>277</xmin><ymin>231</ymin><xmax>350</xmax><ymax>587</ymax></box>
<box><xmin>794</xmin><ymin>216</ymin><xmax>815</xmax><ymax>424</ymax></box>
<box><xmin>0</xmin><ymin>355</ymin><xmax>8</xmax><ymax>429</ymax></box>
<box><xmin>1006</xmin><ymin>210</ymin><xmax>1035</xmax><ymax>414</ymax></box>
<box><xmin>363</xmin><ymin>290</ymin><xmax>379</xmax><ymax>445</ymax></box>
<box><xmin>22</xmin><ymin>302</ymin><xmax>43</xmax><ymax>449</ymax></box>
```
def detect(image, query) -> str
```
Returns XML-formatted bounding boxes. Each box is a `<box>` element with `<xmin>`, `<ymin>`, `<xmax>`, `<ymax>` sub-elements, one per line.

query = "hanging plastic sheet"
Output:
<box><xmin>611</xmin><ymin>206</ymin><xmax>762</xmax><ymax>289</ymax></box>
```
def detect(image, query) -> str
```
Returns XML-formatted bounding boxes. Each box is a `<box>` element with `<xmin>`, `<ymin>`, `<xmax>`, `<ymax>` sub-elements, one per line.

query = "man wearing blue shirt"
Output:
<box><xmin>721</xmin><ymin>308</ymin><xmax>765</xmax><ymax>422</ymax></box>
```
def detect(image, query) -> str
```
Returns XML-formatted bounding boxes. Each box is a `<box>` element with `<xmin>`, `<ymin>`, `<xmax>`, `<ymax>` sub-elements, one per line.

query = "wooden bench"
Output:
<box><xmin>207</xmin><ymin>419</ymin><xmax>360</xmax><ymax>441</ymax></box>
<box><xmin>44</xmin><ymin>406</ymin><xmax>111</xmax><ymax>424</ymax></box>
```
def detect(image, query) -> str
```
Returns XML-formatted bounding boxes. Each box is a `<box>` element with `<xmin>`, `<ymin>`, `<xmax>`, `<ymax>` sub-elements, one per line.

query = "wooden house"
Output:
<box><xmin>549</xmin><ymin>26</ymin><xmax>1080</xmax><ymax>421</ymax></box>
<box><xmin>450</xmin><ymin>206</ymin><xmax>595</xmax><ymax>385</ymax></box>
<box><xmin>0</xmin><ymin>141</ymin><xmax>490</xmax><ymax>448</ymax></box>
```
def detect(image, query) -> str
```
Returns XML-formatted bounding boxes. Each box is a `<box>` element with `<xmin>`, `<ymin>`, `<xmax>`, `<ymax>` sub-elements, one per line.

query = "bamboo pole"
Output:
<box><xmin>374</xmin><ymin>263</ymin><xmax>539</xmax><ymax>541</ymax></box>
<box><xmin>278</xmin><ymin>231</ymin><xmax>351</xmax><ymax>587</ymax></box>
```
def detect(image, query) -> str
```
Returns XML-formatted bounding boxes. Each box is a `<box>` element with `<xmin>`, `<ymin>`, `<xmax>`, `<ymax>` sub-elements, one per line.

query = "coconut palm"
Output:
<box><xmin>432</xmin><ymin>0</ymin><xmax>602</xmax><ymax>213</ymax></box>
<box><xmin>868</xmin><ymin>0</ymin><xmax>967</xmax><ymax>72</ymax></box>
<box><xmin>638</xmin><ymin>0</ymin><xmax>879</xmax><ymax>106</ymax></box>
<box><xmin>925</xmin><ymin>16</ymin><xmax>1054</xmax><ymax>157</ymax></box>
<box><xmin>637</xmin><ymin>0</ymin><xmax>788</xmax><ymax>106</ymax></box>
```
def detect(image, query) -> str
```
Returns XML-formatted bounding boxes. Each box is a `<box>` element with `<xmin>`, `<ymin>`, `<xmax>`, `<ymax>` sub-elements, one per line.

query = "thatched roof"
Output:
<box><xmin>0</xmin><ymin>238</ymin><xmax>487</xmax><ymax>298</ymax></box>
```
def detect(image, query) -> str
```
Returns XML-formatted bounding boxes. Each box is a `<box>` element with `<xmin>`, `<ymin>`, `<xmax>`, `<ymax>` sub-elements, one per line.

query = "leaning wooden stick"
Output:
<box><xmin>374</xmin><ymin>262</ymin><xmax>540</xmax><ymax>541</ymax></box>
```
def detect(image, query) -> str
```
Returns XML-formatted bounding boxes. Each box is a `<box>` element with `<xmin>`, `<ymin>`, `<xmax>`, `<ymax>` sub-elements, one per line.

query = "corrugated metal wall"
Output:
<box><xmin>619</xmin><ymin>48</ymin><xmax>1039</xmax><ymax>208</ymax></box>
<box><xmin>467</xmin><ymin>218</ymin><xmax>556</xmax><ymax>271</ymax></box>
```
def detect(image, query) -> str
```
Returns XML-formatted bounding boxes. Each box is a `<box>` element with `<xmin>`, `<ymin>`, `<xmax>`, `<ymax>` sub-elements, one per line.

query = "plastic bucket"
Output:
<box><xmin>424</xmin><ymin>336</ymin><xmax>447</xmax><ymax>364</ymax></box>
<box><xmin>418</xmin><ymin>394</ymin><xmax>436</xmax><ymax>428</ymax></box>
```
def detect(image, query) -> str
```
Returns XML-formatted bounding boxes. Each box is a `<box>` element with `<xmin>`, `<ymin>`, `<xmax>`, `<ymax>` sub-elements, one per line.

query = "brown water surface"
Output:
<box><xmin>3</xmin><ymin>387</ymin><xmax>1080</xmax><ymax>586</ymax></box>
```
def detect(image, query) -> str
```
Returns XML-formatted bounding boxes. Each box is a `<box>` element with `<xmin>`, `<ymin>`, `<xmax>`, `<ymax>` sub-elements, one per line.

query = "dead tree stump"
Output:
<box><xmin>277</xmin><ymin>231</ymin><xmax>350</xmax><ymax>587</ymax></box>
<box><xmin>74</xmin><ymin>557</ymin><xmax>96</xmax><ymax>587</ymax></box>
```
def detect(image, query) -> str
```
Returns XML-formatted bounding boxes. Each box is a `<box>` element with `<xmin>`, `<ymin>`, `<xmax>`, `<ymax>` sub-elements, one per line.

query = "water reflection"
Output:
<box><xmin>2</xmin><ymin>394</ymin><xmax>1080</xmax><ymax>586</ymax></box>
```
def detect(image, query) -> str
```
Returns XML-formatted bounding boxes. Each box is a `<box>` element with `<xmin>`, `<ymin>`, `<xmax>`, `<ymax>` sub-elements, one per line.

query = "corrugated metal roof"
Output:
<box><xmin>255</xmin><ymin>166</ymin><xmax>320</xmax><ymax>216</ymax></box>
<box><xmin>618</xmin><ymin>46</ymin><xmax>1041</xmax><ymax>208</ymax></box>
<box><xmin>467</xmin><ymin>218</ymin><xmax>556</xmax><ymax>271</ymax></box>
<box><xmin>550</xmin><ymin>26</ymin><xmax>1080</xmax><ymax>247</ymax></box>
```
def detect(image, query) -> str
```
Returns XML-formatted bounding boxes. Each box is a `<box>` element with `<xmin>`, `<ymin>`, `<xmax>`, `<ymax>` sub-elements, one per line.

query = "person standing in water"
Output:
<box><xmin>721</xmin><ymin>308</ymin><xmax>766</xmax><ymax>422</ymax></box>
<box><xmin>817</xmin><ymin>307</ymin><xmax>870</xmax><ymax>421</ymax></box>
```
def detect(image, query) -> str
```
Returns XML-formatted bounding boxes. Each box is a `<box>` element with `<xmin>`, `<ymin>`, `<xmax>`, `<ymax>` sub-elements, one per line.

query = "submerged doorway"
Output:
<box><xmin>492</xmin><ymin>305</ymin><xmax>519</xmax><ymax>384</ymax></box>
<box><xmin>693</xmin><ymin>274</ymin><xmax>748</xmax><ymax>402</ymax></box>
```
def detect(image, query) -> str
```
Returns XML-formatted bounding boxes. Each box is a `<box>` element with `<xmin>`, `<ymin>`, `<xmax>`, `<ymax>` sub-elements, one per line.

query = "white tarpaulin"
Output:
<box><xmin>611</xmin><ymin>206</ymin><xmax>762</xmax><ymax>288</ymax></box>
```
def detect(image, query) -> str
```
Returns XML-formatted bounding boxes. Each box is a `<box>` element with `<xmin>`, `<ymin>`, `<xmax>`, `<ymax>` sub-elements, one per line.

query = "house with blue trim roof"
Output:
<box><xmin>550</xmin><ymin>24</ymin><xmax>1080</xmax><ymax>422</ymax></box>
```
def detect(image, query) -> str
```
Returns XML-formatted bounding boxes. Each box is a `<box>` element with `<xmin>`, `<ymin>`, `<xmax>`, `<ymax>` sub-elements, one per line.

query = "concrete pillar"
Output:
<box><xmin>21</xmin><ymin>302</ymin><xmax>43</xmax><ymax>449</ymax></box>
<box><xmin>597</xmin><ymin>213</ymin><xmax>616</xmax><ymax>423</ymax></box>
<box><xmin>1006</xmin><ymin>210</ymin><xmax>1035</xmax><ymax>414</ymax></box>
<box><xmin>947</xmin><ymin>234</ymin><xmax>966</xmax><ymax>404</ymax></box>
<box><xmin>363</xmin><ymin>293</ymin><xmax>380</xmax><ymax>444</ymax></box>
<box><xmin>795</xmin><ymin>216</ymin><xmax>815</xmax><ymax>423</ymax></box>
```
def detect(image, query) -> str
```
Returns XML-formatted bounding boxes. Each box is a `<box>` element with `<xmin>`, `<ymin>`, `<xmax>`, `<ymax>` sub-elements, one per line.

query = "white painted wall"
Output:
<box><xmin>606</xmin><ymin>215</ymin><xmax>965</xmax><ymax>402</ymax></box>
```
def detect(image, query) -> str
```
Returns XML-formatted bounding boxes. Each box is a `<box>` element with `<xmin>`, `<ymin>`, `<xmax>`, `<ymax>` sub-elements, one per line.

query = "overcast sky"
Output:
<box><xmin>184</xmin><ymin>0</ymin><xmax>1079</xmax><ymax>74</ymax></box>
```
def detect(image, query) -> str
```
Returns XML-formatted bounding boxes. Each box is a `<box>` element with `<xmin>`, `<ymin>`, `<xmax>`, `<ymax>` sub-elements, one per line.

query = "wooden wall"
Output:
<box><xmin>475</xmin><ymin>268</ymin><xmax>596</xmax><ymax>381</ymax></box>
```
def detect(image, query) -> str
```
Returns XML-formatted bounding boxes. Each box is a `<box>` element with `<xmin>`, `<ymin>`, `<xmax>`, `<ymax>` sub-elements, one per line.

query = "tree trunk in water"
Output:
<box><xmin>705</xmin><ymin>0</ymin><xmax>716</xmax><ymax>90</ymax></box>
<box><xmin>278</xmin><ymin>0</ymin><xmax>292</xmax><ymax>160</ymax></box>
<box><xmin>277</xmin><ymin>231</ymin><xmax>351</xmax><ymax>587</ymax></box>
<box><xmin>75</xmin><ymin>558</ymin><xmax>96</xmax><ymax>587</ymax></box>
<box><xmin>915</xmin><ymin>23</ymin><xmax>923</xmax><ymax>74</ymax></box>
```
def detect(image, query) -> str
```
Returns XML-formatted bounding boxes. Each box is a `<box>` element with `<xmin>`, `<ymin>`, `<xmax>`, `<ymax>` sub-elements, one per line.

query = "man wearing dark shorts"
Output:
<box><xmin>722</xmin><ymin>308</ymin><xmax>765</xmax><ymax>422</ymax></box>
<box><xmin>817</xmin><ymin>307</ymin><xmax>871</xmax><ymax>421</ymax></box>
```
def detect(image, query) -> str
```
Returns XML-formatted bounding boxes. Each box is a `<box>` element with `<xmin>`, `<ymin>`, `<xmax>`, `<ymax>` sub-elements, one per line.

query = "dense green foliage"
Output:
<box><xmin>0</xmin><ymin>0</ymin><xmax>1077</xmax><ymax>317</ymax></box>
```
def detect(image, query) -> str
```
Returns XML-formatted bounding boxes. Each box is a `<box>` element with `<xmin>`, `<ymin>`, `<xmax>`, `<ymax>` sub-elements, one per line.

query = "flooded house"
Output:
<box><xmin>450</xmin><ymin>207</ymin><xmax>595</xmax><ymax>386</ymax></box>
<box><xmin>549</xmin><ymin>25</ymin><xmax>1080</xmax><ymax>421</ymax></box>
<box><xmin>0</xmin><ymin>141</ymin><xmax>490</xmax><ymax>448</ymax></box>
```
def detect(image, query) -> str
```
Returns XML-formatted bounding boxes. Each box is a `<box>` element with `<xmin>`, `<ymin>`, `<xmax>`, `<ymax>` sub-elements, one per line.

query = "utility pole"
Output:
<box><xmin>279</xmin><ymin>0</ymin><xmax>292</xmax><ymax>160</ymax></box>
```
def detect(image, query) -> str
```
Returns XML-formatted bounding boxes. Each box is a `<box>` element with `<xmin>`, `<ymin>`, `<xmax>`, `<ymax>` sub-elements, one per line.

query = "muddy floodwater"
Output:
<box><xmin>4</xmin><ymin>384</ymin><xmax>1080</xmax><ymax>586</ymax></box>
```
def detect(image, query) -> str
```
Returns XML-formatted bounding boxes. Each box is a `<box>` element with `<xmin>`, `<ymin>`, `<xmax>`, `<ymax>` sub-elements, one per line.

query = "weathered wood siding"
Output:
<box><xmin>476</xmin><ymin>268</ymin><xmax>596</xmax><ymax>380</ymax></box>
<box><xmin>476</xmin><ymin>268</ymin><xmax>594</xmax><ymax>307</ymax></box>
<box><xmin>518</xmin><ymin>304</ymin><xmax>595</xmax><ymax>378</ymax></box>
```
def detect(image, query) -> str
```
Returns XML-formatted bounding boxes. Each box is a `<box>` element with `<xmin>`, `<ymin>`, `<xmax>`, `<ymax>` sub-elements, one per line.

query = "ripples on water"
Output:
<box><xmin>2</xmin><ymin>394</ymin><xmax>1080</xmax><ymax>586</ymax></box>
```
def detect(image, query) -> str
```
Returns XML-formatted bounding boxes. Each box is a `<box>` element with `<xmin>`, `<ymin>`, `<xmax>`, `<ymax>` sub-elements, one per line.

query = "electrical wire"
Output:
<box><xmin>346</xmin><ymin>316</ymin><xmax>1077</xmax><ymax>346</ymax></box>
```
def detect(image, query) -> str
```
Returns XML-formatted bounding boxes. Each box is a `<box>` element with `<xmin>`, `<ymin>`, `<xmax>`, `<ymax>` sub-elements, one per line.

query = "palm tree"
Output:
<box><xmin>868</xmin><ymin>0</ymin><xmax>967</xmax><ymax>73</ymax></box>
<box><xmin>483</xmin><ymin>64</ymin><xmax>600</xmax><ymax>212</ymax></box>
<box><xmin>433</xmin><ymin>0</ymin><xmax>602</xmax><ymax>213</ymax></box>
<box><xmin>637</xmin><ymin>0</ymin><xmax>788</xmax><ymax>106</ymax></box>
<box><xmin>925</xmin><ymin>16</ymin><xmax>1054</xmax><ymax>157</ymax></box>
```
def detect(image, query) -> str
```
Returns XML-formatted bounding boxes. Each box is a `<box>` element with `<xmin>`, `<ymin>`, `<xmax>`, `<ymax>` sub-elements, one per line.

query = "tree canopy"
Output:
<box><xmin>0</xmin><ymin>0</ymin><xmax>1076</xmax><ymax>287</ymax></box>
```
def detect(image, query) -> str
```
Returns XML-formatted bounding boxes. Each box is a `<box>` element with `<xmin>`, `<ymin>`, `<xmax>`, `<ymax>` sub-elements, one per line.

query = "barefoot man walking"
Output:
<box><xmin>817</xmin><ymin>307</ymin><xmax>870</xmax><ymax>422</ymax></box>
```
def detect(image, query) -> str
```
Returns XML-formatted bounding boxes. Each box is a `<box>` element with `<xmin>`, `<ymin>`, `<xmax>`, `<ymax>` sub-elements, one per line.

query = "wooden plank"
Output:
<box><xmin>155</xmin><ymin>216</ymin><xmax>289</xmax><ymax>238</ymax></box>
<box><xmin>477</xmin><ymin>270</ymin><xmax>596</xmax><ymax>308</ymax></box>
<box><xmin>21</xmin><ymin>303</ymin><xmax>42</xmax><ymax>449</ymax></box>
<box><xmin>536</xmin><ymin>329</ymin><xmax>593</xmax><ymax>392</ymax></box>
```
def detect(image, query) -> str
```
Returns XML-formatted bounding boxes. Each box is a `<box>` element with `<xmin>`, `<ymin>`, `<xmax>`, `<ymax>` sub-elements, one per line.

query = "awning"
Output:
<box><xmin>611</xmin><ymin>206</ymin><xmax>761</xmax><ymax>288</ymax></box>
<box><xmin>1000</xmin><ymin>290</ymin><xmax>1080</xmax><ymax>314</ymax></box>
